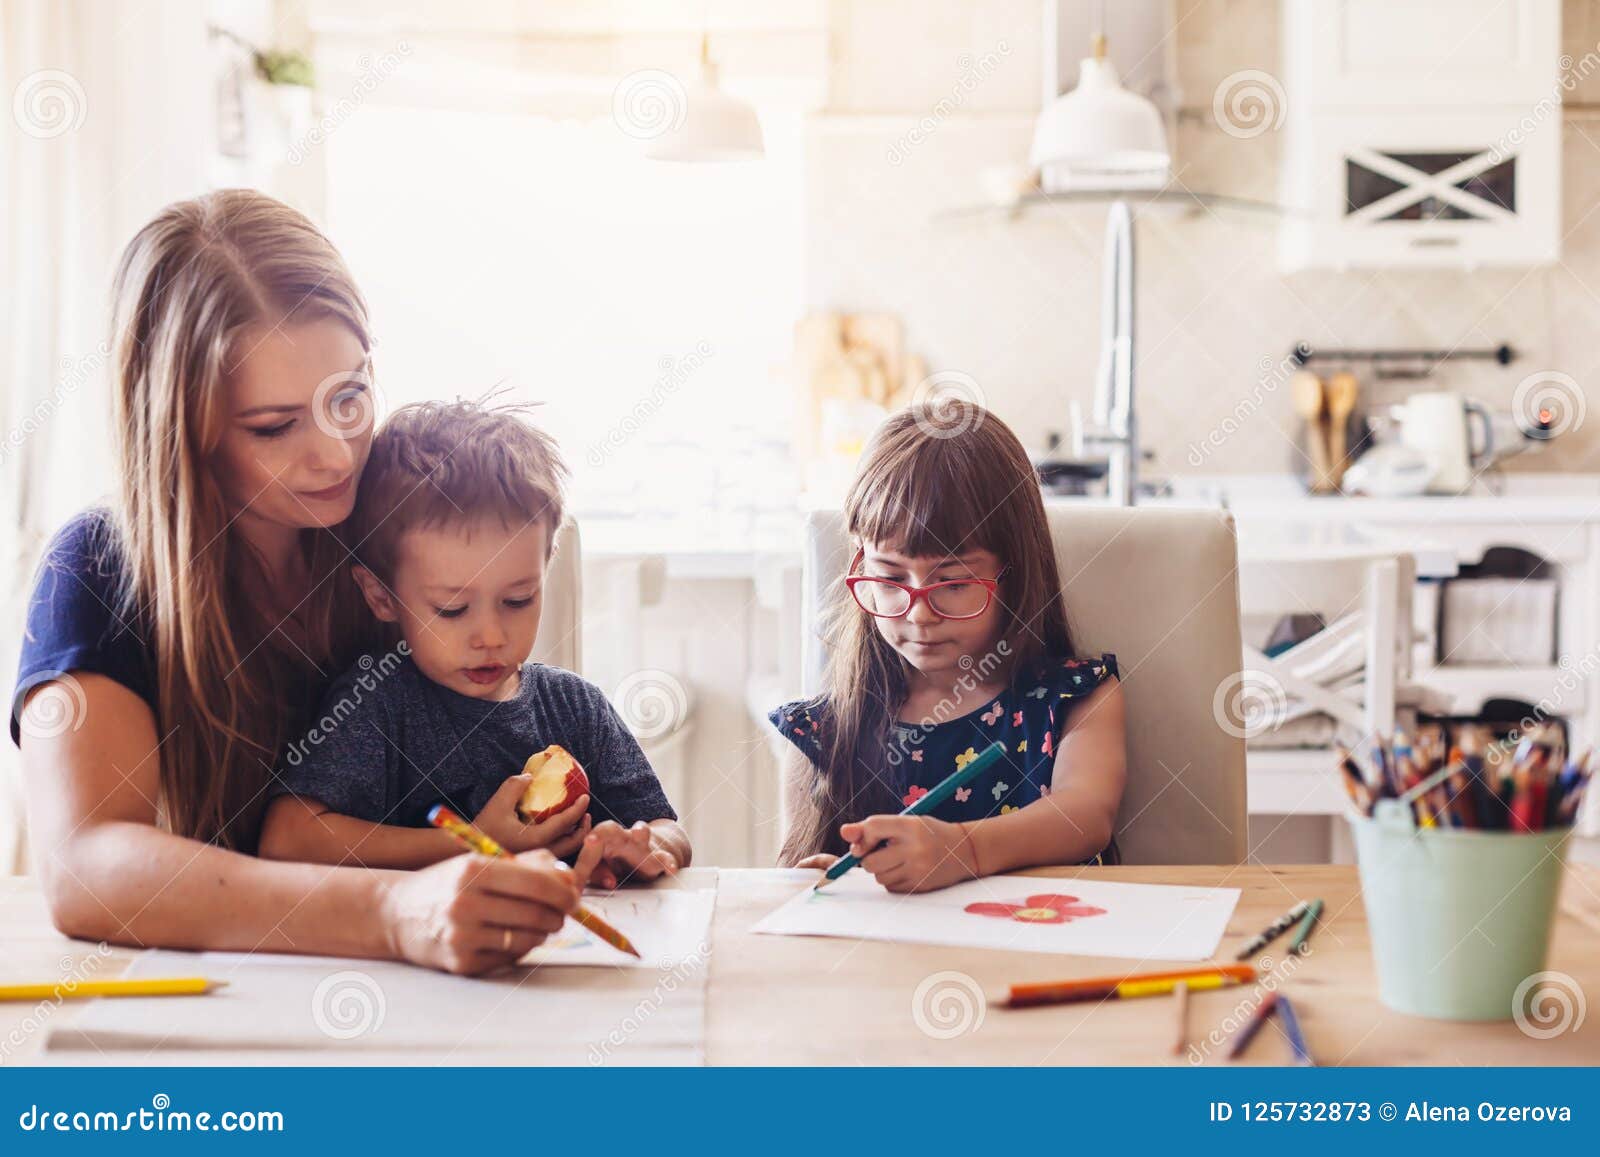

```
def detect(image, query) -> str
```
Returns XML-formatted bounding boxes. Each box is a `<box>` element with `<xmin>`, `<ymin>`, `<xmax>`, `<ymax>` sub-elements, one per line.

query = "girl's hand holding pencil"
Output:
<box><xmin>837</xmin><ymin>815</ymin><xmax>978</xmax><ymax>893</ymax></box>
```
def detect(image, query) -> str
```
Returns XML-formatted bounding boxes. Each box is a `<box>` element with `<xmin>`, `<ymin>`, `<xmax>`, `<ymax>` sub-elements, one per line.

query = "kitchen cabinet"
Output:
<box><xmin>1278</xmin><ymin>0</ymin><xmax>1562</xmax><ymax>270</ymax></box>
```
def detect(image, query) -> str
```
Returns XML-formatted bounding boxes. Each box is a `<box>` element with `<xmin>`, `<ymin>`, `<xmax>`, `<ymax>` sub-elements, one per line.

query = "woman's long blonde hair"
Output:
<box><xmin>780</xmin><ymin>407</ymin><xmax>1076</xmax><ymax>862</ymax></box>
<box><xmin>109</xmin><ymin>189</ymin><xmax>374</xmax><ymax>851</ymax></box>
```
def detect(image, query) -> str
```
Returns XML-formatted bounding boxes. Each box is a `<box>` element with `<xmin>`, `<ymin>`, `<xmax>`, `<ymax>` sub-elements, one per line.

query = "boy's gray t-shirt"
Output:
<box><xmin>271</xmin><ymin>655</ymin><xmax>675</xmax><ymax>829</ymax></box>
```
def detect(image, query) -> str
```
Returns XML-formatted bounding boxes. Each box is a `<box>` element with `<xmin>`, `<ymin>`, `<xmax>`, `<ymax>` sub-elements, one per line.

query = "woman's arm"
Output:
<box><xmin>20</xmin><ymin>674</ymin><xmax>593</xmax><ymax>973</ymax></box>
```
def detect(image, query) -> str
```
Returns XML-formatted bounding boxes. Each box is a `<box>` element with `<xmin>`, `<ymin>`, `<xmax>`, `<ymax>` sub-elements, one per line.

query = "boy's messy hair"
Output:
<box><xmin>345</xmin><ymin>399</ymin><xmax>568</xmax><ymax>582</ymax></box>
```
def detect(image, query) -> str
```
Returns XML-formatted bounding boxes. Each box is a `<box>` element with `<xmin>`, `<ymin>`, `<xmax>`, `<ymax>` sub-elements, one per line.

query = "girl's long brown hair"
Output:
<box><xmin>781</xmin><ymin>406</ymin><xmax>1077</xmax><ymax>862</ymax></box>
<box><xmin>108</xmin><ymin>189</ymin><xmax>375</xmax><ymax>851</ymax></box>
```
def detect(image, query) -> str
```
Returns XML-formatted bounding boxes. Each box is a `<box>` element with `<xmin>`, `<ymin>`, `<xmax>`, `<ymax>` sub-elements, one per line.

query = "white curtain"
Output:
<box><xmin>0</xmin><ymin>0</ymin><xmax>211</xmax><ymax>874</ymax></box>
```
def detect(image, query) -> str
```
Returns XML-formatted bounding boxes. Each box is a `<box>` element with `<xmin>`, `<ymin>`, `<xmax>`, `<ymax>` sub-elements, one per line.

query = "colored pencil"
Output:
<box><xmin>1226</xmin><ymin>991</ymin><xmax>1278</xmax><ymax>1059</ymax></box>
<box><xmin>815</xmin><ymin>741</ymin><xmax>1007</xmax><ymax>890</ymax></box>
<box><xmin>426</xmin><ymin>804</ymin><xmax>640</xmax><ymax>959</ymax></box>
<box><xmin>1233</xmin><ymin>900</ymin><xmax>1310</xmax><ymax>960</ymax></box>
<box><xmin>1172</xmin><ymin>981</ymin><xmax>1190</xmax><ymax>1057</ymax></box>
<box><xmin>0</xmin><ymin>978</ymin><xmax>227</xmax><ymax>1002</ymax></box>
<box><xmin>1276</xmin><ymin>994</ymin><xmax>1314</xmax><ymax>1066</ymax></box>
<box><xmin>1002</xmin><ymin>963</ymin><xmax>1256</xmax><ymax>1009</ymax></box>
<box><xmin>1288</xmin><ymin>898</ymin><xmax>1323</xmax><ymax>956</ymax></box>
<box><xmin>1334</xmin><ymin>730</ymin><xmax>1590</xmax><ymax>833</ymax></box>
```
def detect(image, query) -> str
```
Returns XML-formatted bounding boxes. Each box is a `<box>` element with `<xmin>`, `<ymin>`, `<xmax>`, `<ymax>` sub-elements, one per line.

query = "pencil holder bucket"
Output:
<box><xmin>1349</xmin><ymin>812</ymin><xmax>1569</xmax><ymax>1021</ymax></box>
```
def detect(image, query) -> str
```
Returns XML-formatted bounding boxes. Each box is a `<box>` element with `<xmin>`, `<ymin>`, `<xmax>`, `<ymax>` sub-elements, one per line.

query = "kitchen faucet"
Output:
<box><xmin>1072</xmin><ymin>200</ymin><xmax>1138</xmax><ymax>505</ymax></box>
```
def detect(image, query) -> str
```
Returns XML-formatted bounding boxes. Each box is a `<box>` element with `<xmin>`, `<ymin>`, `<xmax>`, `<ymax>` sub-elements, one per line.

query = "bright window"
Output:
<box><xmin>323</xmin><ymin>102</ymin><xmax>803</xmax><ymax>528</ymax></box>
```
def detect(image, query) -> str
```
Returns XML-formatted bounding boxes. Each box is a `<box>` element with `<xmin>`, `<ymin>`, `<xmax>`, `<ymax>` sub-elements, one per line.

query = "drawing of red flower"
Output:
<box><xmin>903</xmin><ymin>784</ymin><xmax>929</xmax><ymax>807</ymax></box>
<box><xmin>964</xmin><ymin>893</ymin><xmax>1107</xmax><ymax>924</ymax></box>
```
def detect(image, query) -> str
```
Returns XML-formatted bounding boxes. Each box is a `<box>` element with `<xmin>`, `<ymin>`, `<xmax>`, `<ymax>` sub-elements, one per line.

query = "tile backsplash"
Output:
<box><xmin>806</xmin><ymin>0</ymin><xmax>1600</xmax><ymax>477</ymax></box>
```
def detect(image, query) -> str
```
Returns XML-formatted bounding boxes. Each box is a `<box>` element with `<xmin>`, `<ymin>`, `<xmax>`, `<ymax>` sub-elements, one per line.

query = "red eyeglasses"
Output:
<box><xmin>845</xmin><ymin>548</ymin><xmax>1009</xmax><ymax>621</ymax></box>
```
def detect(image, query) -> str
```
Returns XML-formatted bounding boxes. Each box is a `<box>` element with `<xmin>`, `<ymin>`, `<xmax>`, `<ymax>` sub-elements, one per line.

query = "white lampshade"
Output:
<box><xmin>645</xmin><ymin>57</ymin><xmax>764</xmax><ymax>162</ymax></box>
<box><xmin>1030</xmin><ymin>54</ymin><xmax>1168</xmax><ymax>189</ymax></box>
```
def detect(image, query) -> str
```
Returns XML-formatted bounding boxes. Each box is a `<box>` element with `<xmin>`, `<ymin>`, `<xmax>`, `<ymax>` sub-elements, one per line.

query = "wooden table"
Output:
<box><xmin>4</xmin><ymin>865</ymin><xmax>1598</xmax><ymax>1065</ymax></box>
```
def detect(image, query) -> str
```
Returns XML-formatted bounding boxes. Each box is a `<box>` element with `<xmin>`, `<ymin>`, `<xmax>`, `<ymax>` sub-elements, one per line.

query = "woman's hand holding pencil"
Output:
<box><xmin>426</xmin><ymin>805</ymin><xmax>641</xmax><ymax>962</ymax></box>
<box><xmin>383</xmin><ymin>816</ymin><xmax>611</xmax><ymax>975</ymax></box>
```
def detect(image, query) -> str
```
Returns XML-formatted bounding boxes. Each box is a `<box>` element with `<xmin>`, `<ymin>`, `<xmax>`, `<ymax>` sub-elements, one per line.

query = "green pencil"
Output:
<box><xmin>814</xmin><ymin>741</ymin><xmax>1008</xmax><ymax>890</ymax></box>
<box><xmin>1288</xmin><ymin>898</ymin><xmax>1324</xmax><ymax>956</ymax></box>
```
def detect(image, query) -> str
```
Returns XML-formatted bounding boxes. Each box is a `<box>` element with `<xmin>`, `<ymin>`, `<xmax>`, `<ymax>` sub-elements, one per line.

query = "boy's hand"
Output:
<box><xmin>472</xmin><ymin>774</ymin><xmax>592</xmax><ymax>857</ymax></box>
<box><xmin>839</xmin><ymin>816</ymin><xmax>976</xmax><ymax>893</ymax></box>
<box><xmin>586</xmin><ymin>819</ymin><xmax>680</xmax><ymax>888</ymax></box>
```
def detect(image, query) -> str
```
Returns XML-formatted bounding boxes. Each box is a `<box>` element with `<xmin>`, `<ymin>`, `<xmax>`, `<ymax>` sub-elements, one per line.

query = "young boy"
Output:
<box><xmin>260</xmin><ymin>400</ymin><xmax>690</xmax><ymax>884</ymax></box>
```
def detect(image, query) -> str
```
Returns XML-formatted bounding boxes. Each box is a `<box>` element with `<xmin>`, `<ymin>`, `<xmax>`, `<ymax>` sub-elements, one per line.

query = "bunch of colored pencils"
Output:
<box><xmin>1335</xmin><ymin>722</ymin><xmax>1592</xmax><ymax>832</ymax></box>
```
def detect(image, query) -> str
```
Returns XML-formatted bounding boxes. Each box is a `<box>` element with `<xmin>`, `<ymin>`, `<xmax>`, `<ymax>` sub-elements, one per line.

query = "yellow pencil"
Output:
<box><xmin>0</xmin><ymin>978</ymin><xmax>227</xmax><ymax>1001</ymax></box>
<box><xmin>1117</xmin><ymin>973</ymin><xmax>1237</xmax><ymax>1000</ymax></box>
<box><xmin>426</xmin><ymin>804</ymin><xmax>641</xmax><ymax>959</ymax></box>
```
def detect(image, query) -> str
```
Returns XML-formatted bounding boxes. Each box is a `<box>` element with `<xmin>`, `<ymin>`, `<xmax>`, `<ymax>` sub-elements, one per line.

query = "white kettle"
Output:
<box><xmin>1393</xmin><ymin>391</ymin><xmax>1493</xmax><ymax>494</ymax></box>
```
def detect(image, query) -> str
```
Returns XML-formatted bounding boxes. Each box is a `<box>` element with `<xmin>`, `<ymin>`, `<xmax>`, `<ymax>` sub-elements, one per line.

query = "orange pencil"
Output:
<box><xmin>426</xmin><ymin>804</ymin><xmax>640</xmax><ymax>958</ymax></box>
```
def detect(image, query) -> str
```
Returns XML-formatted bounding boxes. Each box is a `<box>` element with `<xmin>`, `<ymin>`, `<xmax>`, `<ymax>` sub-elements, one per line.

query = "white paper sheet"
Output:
<box><xmin>522</xmin><ymin>888</ymin><xmax>715</xmax><ymax>968</ymax></box>
<box><xmin>50</xmin><ymin>879</ymin><xmax>717</xmax><ymax>1064</ymax></box>
<box><xmin>751</xmin><ymin>872</ymin><xmax>1241</xmax><ymax>962</ymax></box>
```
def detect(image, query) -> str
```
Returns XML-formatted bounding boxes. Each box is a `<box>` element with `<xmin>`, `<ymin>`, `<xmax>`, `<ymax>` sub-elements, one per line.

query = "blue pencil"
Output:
<box><xmin>814</xmin><ymin>741</ymin><xmax>1008</xmax><ymax>890</ymax></box>
<box><xmin>1276</xmin><ymin>995</ymin><xmax>1314</xmax><ymax>1066</ymax></box>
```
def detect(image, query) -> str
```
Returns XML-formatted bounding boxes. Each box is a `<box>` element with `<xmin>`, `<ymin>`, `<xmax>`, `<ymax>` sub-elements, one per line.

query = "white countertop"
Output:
<box><xmin>1152</xmin><ymin>473</ymin><xmax>1600</xmax><ymax>524</ymax></box>
<box><xmin>578</xmin><ymin>473</ymin><xmax>1600</xmax><ymax>577</ymax></box>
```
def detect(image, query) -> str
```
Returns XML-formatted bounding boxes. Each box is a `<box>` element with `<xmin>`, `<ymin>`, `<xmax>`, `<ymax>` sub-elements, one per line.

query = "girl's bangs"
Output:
<box><xmin>849</xmin><ymin>446</ymin><xmax>1007</xmax><ymax>562</ymax></box>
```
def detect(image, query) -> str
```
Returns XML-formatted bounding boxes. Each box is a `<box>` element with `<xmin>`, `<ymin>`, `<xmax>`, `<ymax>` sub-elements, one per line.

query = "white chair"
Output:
<box><xmin>797</xmin><ymin>506</ymin><xmax>1249</xmax><ymax>865</ymax></box>
<box><xmin>1237</xmin><ymin>547</ymin><xmax>1433</xmax><ymax>816</ymax></box>
<box><xmin>534</xmin><ymin>520</ymin><xmax>582</xmax><ymax>673</ymax></box>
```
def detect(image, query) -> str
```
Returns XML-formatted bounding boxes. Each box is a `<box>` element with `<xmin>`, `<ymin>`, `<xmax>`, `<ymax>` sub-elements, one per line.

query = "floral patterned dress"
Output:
<box><xmin>769</xmin><ymin>653</ymin><xmax>1121</xmax><ymax>866</ymax></box>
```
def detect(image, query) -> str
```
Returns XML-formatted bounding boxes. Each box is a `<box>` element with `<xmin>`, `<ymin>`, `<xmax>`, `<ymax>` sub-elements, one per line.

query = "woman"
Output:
<box><xmin>11</xmin><ymin>189</ymin><xmax>593</xmax><ymax>974</ymax></box>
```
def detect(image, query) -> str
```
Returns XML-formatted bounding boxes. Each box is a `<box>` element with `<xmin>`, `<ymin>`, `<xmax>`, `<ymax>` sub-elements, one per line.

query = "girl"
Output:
<box><xmin>12</xmin><ymin>189</ymin><xmax>602</xmax><ymax>973</ymax></box>
<box><xmin>772</xmin><ymin>406</ymin><xmax>1127</xmax><ymax>892</ymax></box>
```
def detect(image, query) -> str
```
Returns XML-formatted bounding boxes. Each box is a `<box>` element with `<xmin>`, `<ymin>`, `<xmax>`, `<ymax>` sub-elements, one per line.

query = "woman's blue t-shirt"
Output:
<box><xmin>10</xmin><ymin>509</ymin><xmax>157</xmax><ymax>746</ymax></box>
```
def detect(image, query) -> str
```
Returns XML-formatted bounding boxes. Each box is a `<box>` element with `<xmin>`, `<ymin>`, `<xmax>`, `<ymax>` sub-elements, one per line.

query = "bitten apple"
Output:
<box><xmin>515</xmin><ymin>744</ymin><xmax>590</xmax><ymax>822</ymax></box>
